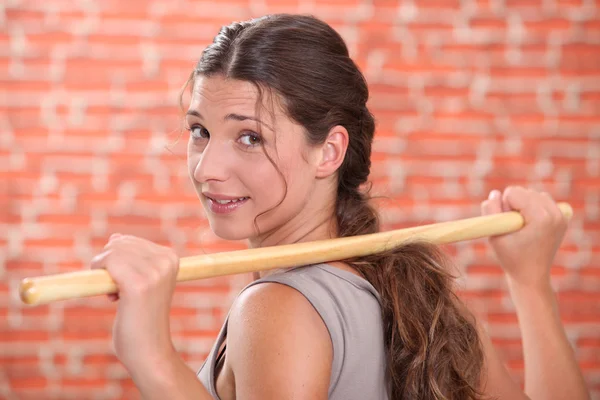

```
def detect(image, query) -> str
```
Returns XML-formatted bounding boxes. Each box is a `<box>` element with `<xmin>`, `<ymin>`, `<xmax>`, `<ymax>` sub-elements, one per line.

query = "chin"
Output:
<box><xmin>209</xmin><ymin>221</ymin><xmax>253</xmax><ymax>241</ymax></box>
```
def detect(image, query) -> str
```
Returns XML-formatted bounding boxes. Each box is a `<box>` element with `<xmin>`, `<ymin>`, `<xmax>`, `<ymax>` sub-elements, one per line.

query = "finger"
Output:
<box><xmin>501</xmin><ymin>186</ymin><xmax>535</xmax><ymax>218</ymax></box>
<box><xmin>105</xmin><ymin>235</ymin><xmax>155</xmax><ymax>257</ymax></box>
<box><xmin>98</xmin><ymin>237</ymin><xmax>178</xmax><ymax>296</ymax></box>
<box><xmin>90</xmin><ymin>250</ymin><xmax>111</xmax><ymax>270</ymax></box>
<box><xmin>91</xmin><ymin>249</ymin><xmax>147</xmax><ymax>279</ymax></box>
<box><xmin>104</xmin><ymin>233</ymin><xmax>123</xmax><ymax>249</ymax></box>
<box><xmin>105</xmin><ymin>251</ymin><xmax>169</xmax><ymax>297</ymax></box>
<box><xmin>90</xmin><ymin>250</ymin><xmax>147</xmax><ymax>298</ymax></box>
<box><xmin>90</xmin><ymin>251</ymin><xmax>122</xmax><ymax>301</ymax></box>
<box><xmin>481</xmin><ymin>190</ymin><xmax>503</xmax><ymax>215</ymax></box>
<box><xmin>105</xmin><ymin>236</ymin><xmax>178</xmax><ymax>276</ymax></box>
<box><xmin>540</xmin><ymin>192</ymin><xmax>566</xmax><ymax>227</ymax></box>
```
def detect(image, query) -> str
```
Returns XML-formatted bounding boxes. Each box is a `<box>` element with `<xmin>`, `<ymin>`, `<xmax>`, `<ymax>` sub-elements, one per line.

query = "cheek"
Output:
<box><xmin>252</xmin><ymin>153</ymin><xmax>311</xmax><ymax>209</ymax></box>
<box><xmin>245</xmin><ymin>160</ymin><xmax>287</xmax><ymax>199</ymax></box>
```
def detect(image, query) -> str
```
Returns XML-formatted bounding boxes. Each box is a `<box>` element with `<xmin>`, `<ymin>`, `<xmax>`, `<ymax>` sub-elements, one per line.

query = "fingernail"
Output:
<box><xmin>109</xmin><ymin>233</ymin><xmax>121</xmax><ymax>240</ymax></box>
<box><xmin>488</xmin><ymin>190</ymin><xmax>499</xmax><ymax>200</ymax></box>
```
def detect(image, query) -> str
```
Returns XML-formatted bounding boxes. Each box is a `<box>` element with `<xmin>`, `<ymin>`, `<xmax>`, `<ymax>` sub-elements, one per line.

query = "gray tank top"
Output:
<box><xmin>196</xmin><ymin>263</ymin><xmax>389</xmax><ymax>399</ymax></box>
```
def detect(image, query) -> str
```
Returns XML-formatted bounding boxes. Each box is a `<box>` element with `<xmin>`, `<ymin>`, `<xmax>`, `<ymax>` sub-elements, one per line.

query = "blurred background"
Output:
<box><xmin>1</xmin><ymin>0</ymin><xmax>599</xmax><ymax>399</ymax></box>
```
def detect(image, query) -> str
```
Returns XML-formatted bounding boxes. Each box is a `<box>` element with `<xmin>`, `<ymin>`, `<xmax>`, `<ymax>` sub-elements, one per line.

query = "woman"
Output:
<box><xmin>91</xmin><ymin>14</ymin><xmax>589</xmax><ymax>399</ymax></box>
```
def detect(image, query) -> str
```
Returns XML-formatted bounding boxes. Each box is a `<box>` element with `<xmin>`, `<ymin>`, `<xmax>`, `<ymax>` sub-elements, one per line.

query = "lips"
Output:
<box><xmin>202</xmin><ymin>192</ymin><xmax>250</xmax><ymax>215</ymax></box>
<box><xmin>204</xmin><ymin>195</ymin><xmax>249</xmax><ymax>214</ymax></box>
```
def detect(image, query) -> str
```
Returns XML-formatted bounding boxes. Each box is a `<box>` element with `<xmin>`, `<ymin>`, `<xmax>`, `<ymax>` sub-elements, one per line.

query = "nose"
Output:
<box><xmin>192</xmin><ymin>140</ymin><xmax>229</xmax><ymax>183</ymax></box>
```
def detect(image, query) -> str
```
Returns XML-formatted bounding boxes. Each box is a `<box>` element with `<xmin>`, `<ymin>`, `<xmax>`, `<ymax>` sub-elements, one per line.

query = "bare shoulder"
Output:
<box><xmin>227</xmin><ymin>282</ymin><xmax>333</xmax><ymax>399</ymax></box>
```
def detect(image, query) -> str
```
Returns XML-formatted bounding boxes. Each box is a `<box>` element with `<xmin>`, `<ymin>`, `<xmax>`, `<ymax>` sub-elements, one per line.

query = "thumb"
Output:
<box><xmin>481</xmin><ymin>190</ymin><xmax>503</xmax><ymax>216</ymax></box>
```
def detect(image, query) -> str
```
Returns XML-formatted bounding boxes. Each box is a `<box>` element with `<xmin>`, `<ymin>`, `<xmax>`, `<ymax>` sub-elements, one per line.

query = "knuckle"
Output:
<box><xmin>156</xmin><ymin>248</ymin><xmax>179</xmax><ymax>271</ymax></box>
<box><xmin>504</xmin><ymin>185</ymin><xmax>522</xmax><ymax>202</ymax></box>
<box><xmin>540</xmin><ymin>193</ymin><xmax>554</xmax><ymax>206</ymax></box>
<box><xmin>541</xmin><ymin>209</ymin><xmax>554</xmax><ymax>224</ymax></box>
<box><xmin>109</xmin><ymin>233</ymin><xmax>125</xmax><ymax>243</ymax></box>
<box><xmin>505</xmin><ymin>185</ymin><xmax>521</xmax><ymax>194</ymax></box>
<box><xmin>532</xmin><ymin>206</ymin><xmax>547</xmax><ymax>221</ymax></box>
<box><xmin>504</xmin><ymin>185</ymin><xmax>516</xmax><ymax>196</ymax></box>
<box><xmin>148</xmin><ymin>269</ymin><xmax>162</xmax><ymax>286</ymax></box>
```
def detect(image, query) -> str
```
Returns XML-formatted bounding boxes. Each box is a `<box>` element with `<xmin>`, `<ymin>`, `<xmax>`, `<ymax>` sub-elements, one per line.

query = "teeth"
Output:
<box><xmin>215</xmin><ymin>197</ymin><xmax>246</xmax><ymax>204</ymax></box>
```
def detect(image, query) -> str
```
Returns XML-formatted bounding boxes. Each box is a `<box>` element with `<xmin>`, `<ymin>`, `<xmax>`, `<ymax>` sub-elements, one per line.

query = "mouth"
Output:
<box><xmin>205</xmin><ymin>195</ymin><xmax>249</xmax><ymax>204</ymax></box>
<box><xmin>203</xmin><ymin>194</ymin><xmax>250</xmax><ymax>214</ymax></box>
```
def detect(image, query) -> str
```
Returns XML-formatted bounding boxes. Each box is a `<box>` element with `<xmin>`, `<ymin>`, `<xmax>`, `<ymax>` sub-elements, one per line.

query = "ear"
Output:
<box><xmin>315</xmin><ymin>125</ymin><xmax>349</xmax><ymax>179</ymax></box>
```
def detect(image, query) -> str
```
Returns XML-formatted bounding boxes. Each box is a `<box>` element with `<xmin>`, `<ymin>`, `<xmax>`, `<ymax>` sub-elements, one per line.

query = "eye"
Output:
<box><xmin>239</xmin><ymin>132</ymin><xmax>262</xmax><ymax>147</ymax></box>
<box><xmin>189</xmin><ymin>125</ymin><xmax>209</xmax><ymax>140</ymax></box>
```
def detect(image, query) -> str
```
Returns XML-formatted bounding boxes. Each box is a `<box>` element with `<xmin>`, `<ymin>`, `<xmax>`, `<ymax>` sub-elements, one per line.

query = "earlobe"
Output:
<box><xmin>315</xmin><ymin>126</ymin><xmax>349</xmax><ymax>179</ymax></box>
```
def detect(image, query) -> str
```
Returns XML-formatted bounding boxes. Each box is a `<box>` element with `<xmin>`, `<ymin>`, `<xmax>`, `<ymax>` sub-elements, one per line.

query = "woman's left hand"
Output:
<box><xmin>91</xmin><ymin>234</ymin><xmax>180</xmax><ymax>372</ymax></box>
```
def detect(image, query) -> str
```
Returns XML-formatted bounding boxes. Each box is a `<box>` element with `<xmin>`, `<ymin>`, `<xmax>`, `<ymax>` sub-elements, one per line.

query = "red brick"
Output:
<box><xmin>557</xmin><ymin>0</ymin><xmax>584</xmax><ymax>5</ymax></box>
<box><xmin>9</xmin><ymin>377</ymin><xmax>48</xmax><ymax>389</ymax></box>
<box><xmin>62</xmin><ymin>378</ymin><xmax>108</xmax><ymax>388</ymax></box>
<box><xmin>0</xmin><ymin>331</ymin><xmax>50</xmax><ymax>342</ymax></box>
<box><xmin>524</xmin><ymin>18</ymin><xmax>572</xmax><ymax>32</ymax></box>
<box><xmin>23</xmin><ymin>238</ymin><xmax>75</xmax><ymax>249</ymax></box>
<box><xmin>5</xmin><ymin>260</ymin><xmax>44</xmax><ymax>271</ymax></box>
<box><xmin>4</xmin><ymin>9</ymin><xmax>45</xmax><ymax>21</ymax></box>
<box><xmin>413</xmin><ymin>0</ymin><xmax>461</xmax><ymax>9</ymax></box>
<box><xmin>470</xmin><ymin>18</ymin><xmax>507</xmax><ymax>30</ymax></box>
<box><xmin>505</xmin><ymin>0</ymin><xmax>543</xmax><ymax>7</ymax></box>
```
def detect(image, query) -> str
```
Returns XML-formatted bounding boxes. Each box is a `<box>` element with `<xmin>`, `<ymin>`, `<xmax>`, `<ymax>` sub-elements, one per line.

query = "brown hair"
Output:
<box><xmin>183</xmin><ymin>14</ymin><xmax>485</xmax><ymax>399</ymax></box>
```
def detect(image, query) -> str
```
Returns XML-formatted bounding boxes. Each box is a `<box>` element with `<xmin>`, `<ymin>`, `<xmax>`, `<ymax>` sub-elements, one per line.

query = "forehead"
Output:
<box><xmin>190</xmin><ymin>75</ymin><xmax>258</xmax><ymax>108</ymax></box>
<box><xmin>187</xmin><ymin>75</ymin><xmax>300</xmax><ymax>139</ymax></box>
<box><xmin>188</xmin><ymin>76</ymin><xmax>288</xmax><ymax>125</ymax></box>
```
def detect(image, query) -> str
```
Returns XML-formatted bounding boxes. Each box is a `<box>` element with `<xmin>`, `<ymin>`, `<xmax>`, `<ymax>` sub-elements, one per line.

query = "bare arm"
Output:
<box><xmin>129</xmin><ymin>350</ymin><xmax>213</xmax><ymax>400</ymax></box>
<box><xmin>476</xmin><ymin>280</ymin><xmax>589</xmax><ymax>400</ymax></box>
<box><xmin>507</xmin><ymin>279</ymin><xmax>589</xmax><ymax>400</ymax></box>
<box><xmin>133</xmin><ymin>281</ymin><xmax>333</xmax><ymax>399</ymax></box>
<box><xmin>89</xmin><ymin>235</ymin><xmax>214</xmax><ymax>400</ymax></box>
<box><xmin>478</xmin><ymin>187</ymin><xmax>589</xmax><ymax>400</ymax></box>
<box><xmin>227</xmin><ymin>282</ymin><xmax>333</xmax><ymax>399</ymax></box>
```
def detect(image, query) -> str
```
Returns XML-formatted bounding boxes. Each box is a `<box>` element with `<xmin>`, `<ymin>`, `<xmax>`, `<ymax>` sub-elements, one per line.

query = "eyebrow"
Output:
<box><xmin>185</xmin><ymin>110</ymin><xmax>273</xmax><ymax>131</ymax></box>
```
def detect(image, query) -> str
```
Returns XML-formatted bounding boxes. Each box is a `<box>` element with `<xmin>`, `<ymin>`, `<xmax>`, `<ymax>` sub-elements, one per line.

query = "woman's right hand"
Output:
<box><xmin>90</xmin><ymin>234</ymin><xmax>180</xmax><ymax>373</ymax></box>
<box><xmin>480</xmin><ymin>186</ymin><xmax>569</xmax><ymax>288</ymax></box>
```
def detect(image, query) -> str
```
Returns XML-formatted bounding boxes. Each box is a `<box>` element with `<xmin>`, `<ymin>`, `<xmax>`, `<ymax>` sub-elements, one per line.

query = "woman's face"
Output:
<box><xmin>186</xmin><ymin>75</ymin><xmax>322</xmax><ymax>243</ymax></box>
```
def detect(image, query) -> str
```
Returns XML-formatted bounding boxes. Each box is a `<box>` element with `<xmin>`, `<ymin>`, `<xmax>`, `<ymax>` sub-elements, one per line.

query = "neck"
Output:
<box><xmin>248</xmin><ymin>198</ymin><xmax>339</xmax><ymax>279</ymax></box>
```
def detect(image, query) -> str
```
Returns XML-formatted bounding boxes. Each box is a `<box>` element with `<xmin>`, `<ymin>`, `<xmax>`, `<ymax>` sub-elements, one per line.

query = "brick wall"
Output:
<box><xmin>2</xmin><ymin>0</ymin><xmax>599</xmax><ymax>399</ymax></box>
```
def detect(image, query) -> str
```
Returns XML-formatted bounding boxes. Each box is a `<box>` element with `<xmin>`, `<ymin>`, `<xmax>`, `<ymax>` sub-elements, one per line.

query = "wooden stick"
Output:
<box><xmin>19</xmin><ymin>202</ymin><xmax>573</xmax><ymax>306</ymax></box>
